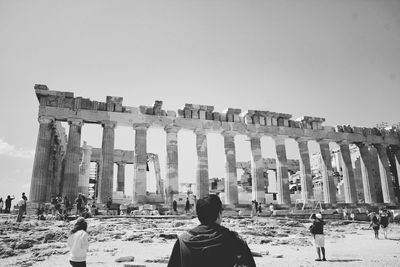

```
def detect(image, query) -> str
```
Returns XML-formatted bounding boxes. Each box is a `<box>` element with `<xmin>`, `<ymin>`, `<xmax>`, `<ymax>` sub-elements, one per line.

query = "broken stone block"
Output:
<box><xmin>212</xmin><ymin>112</ymin><xmax>220</xmax><ymax>121</ymax></box>
<box><xmin>153</xmin><ymin>100</ymin><xmax>163</xmax><ymax>115</ymax></box>
<box><xmin>145</xmin><ymin>107</ymin><xmax>154</xmax><ymax>115</ymax></box>
<box><xmin>115</xmin><ymin>103</ymin><xmax>123</xmax><ymax>112</ymax></box>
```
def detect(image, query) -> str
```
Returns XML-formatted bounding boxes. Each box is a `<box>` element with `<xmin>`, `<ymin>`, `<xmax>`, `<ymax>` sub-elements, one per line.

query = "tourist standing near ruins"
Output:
<box><xmin>185</xmin><ymin>198</ymin><xmax>190</xmax><ymax>214</ymax></box>
<box><xmin>369</xmin><ymin>212</ymin><xmax>380</xmax><ymax>239</ymax></box>
<box><xmin>4</xmin><ymin>195</ymin><xmax>14</xmax><ymax>213</ymax></box>
<box><xmin>16</xmin><ymin>194</ymin><xmax>27</xmax><ymax>222</ymax></box>
<box><xmin>309</xmin><ymin>213</ymin><xmax>327</xmax><ymax>261</ymax></box>
<box><xmin>67</xmin><ymin>217</ymin><xmax>89</xmax><ymax>267</ymax></box>
<box><xmin>379</xmin><ymin>210</ymin><xmax>390</xmax><ymax>239</ymax></box>
<box><xmin>168</xmin><ymin>194</ymin><xmax>256</xmax><ymax>267</ymax></box>
<box><xmin>0</xmin><ymin>197</ymin><xmax>3</xmax><ymax>213</ymax></box>
<box><xmin>172</xmin><ymin>199</ymin><xmax>178</xmax><ymax>214</ymax></box>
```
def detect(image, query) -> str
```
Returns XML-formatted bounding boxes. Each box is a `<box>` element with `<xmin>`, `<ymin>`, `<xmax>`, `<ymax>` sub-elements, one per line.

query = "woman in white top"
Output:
<box><xmin>67</xmin><ymin>217</ymin><xmax>89</xmax><ymax>267</ymax></box>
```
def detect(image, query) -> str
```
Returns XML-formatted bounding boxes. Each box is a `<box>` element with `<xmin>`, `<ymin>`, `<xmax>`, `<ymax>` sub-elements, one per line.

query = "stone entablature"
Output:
<box><xmin>35</xmin><ymin>85</ymin><xmax>400</xmax><ymax>146</ymax></box>
<box><xmin>88</xmin><ymin>148</ymin><xmax>135</xmax><ymax>163</ymax></box>
<box><xmin>236</xmin><ymin>158</ymin><xmax>300</xmax><ymax>173</ymax></box>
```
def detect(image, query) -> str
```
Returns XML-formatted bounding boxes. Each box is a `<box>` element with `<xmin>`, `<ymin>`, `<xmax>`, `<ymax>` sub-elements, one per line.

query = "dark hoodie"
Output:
<box><xmin>168</xmin><ymin>223</ymin><xmax>256</xmax><ymax>267</ymax></box>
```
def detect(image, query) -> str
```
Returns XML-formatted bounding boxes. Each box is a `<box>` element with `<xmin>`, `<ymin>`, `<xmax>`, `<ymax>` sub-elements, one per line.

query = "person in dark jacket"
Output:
<box><xmin>310</xmin><ymin>213</ymin><xmax>326</xmax><ymax>261</ymax></box>
<box><xmin>5</xmin><ymin>195</ymin><xmax>14</xmax><ymax>213</ymax></box>
<box><xmin>369</xmin><ymin>212</ymin><xmax>380</xmax><ymax>239</ymax></box>
<box><xmin>168</xmin><ymin>194</ymin><xmax>256</xmax><ymax>267</ymax></box>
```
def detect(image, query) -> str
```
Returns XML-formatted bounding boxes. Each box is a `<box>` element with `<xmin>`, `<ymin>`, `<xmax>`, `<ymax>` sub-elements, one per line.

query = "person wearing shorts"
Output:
<box><xmin>310</xmin><ymin>213</ymin><xmax>326</xmax><ymax>261</ymax></box>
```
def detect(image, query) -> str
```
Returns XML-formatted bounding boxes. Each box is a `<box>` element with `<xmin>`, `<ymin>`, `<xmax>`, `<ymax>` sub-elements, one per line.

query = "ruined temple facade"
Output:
<box><xmin>30</xmin><ymin>84</ymin><xmax>400</xmax><ymax>207</ymax></box>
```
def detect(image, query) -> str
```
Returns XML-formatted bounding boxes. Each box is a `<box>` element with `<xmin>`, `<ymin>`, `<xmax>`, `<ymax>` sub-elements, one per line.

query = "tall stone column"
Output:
<box><xmin>78</xmin><ymin>141</ymin><xmax>92</xmax><ymax>196</ymax></box>
<box><xmin>98</xmin><ymin>121</ymin><xmax>116</xmax><ymax>203</ymax></box>
<box><xmin>195</xmin><ymin>128</ymin><xmax>209</xmax><ymax>198</ymax></box>
<box><xmin>296</xmin><ymin>138</ymin><xmax>313</xmax><ymax>202</ymax></box>
<box><xmin>62</xmin><ymin>119</ymin><xmax>83</xmax><ymax>202</ymax></box>
<box><xmin>387</xmin><ymin>146</ymin><xmax>400</xmax><ymax>202</ymax></box>
<box><xmin>356</xmin><ymin>143</ymin><xmax>377</xmax><ymax>203</ymax></box>
<box><xmin>338</xmin><ymin>142</ymin><xmax>357</xmax><ymax>204</ymax></box>
<box><xmin>117</xmin><ymin>162</ymin><xmax>126</xmax><ymax>193</ymax></box>
<box><xmin>393</xmin><ymin>147</ymin><xmax>400</xmax><ymax>199</ymax></box>
<box><xmin>318</xmin><ymin>140</ymin><xmax>337</xmax><ymax>204</ymax></box>
<box><xmin>370</xmin><ymin>147</ymin><xmax>384</xmax><ymax>203</ymax></box>
<box><xmin>374</xmin><ymin>144</ymin><xmax>396</xmax><ymax>204</ymax></box>
<box><xmin>250</xmin><ymin>134</ymin><xmax>265</xmax><ymax>203</ymax></box>
<box><xmin>273</xmin><ymin>136</ymin><xmax>291</xmax><ymax>205</ymax></box>
<box><xmin>165</xmin><ymin>125</ymin><xmax>180</xmax><ymax>199</ymax></box>
<box><xmin>222</xmin><ymin>131</ymin><xmax>239</xmax><ymax>205</ymax></box>
<box><xmin>133</xmin><ymin>123</ymin><xmax>149</xmax><ymax>203</ymax></box>
<box><xmin>30</xmin><ymin>116</ymin><xmax>55</xmax><ymax>203</ymax></box>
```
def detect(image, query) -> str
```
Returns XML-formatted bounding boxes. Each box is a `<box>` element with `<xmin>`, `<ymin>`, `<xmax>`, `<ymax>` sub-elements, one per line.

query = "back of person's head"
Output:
<box><xmin>70</xmin><ymin>217</ymin><xmax>87</xmax><ymax>234</ymax></box>
<box><xmin>7</xmin><ymin>195</ymin><xmax>10</xmax><ymax>198</ymax></box>
<box><xmin>196</xmin><ymin>194</ymin><xmax>222</xmax><ymax>225</ymax></box>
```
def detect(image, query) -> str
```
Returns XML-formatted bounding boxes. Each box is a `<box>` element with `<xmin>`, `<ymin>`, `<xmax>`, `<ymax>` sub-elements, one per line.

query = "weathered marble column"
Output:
<box><xmin>195</xmin><ymin>128</ymin><xmax>209</xmax><ymax>198</ymax></box>
<box><xmin>318</xmin><ymin>140</ymin><xmax>337</xmax><ymax>204</ymax></box>
<box><xmin>98</xmin><ymin>121</ymin><xmax>116</xmax><ymax>203</ymax></box>
<box><xmin>165</xmin><ymin>125</ymin><xmax>180</xmax><ymax>197</ymax></box>
<box><xmin>356</xmin><ymin>143</ymin><xmax>377</xmax><ymax>203</ymax></box>
<box><xmin>250</xmin><ymin>134</ymin><xmax>265</xmax><ymax>203</ymax></box>
<box><xmin>133</xmin><ymin>123</ymin><xmax>149</xmax><ymax>203</ymax></box>
<box><xmin>296</xmin><ymin>138</ymin><xmax>313</xmax><ymax>202</ymax></box>
<box><xmin>374</xmin><ymin>144</ymin><xmax>396</xmax><ymax>204</ymax></box>
<box><xmin>116</xmin><ymin>162</ymin><xmax>126</xmax><ymax>193</ymax></box>
<box><xmin>338</xmin><ymin>142</ymin><xmax>357</xmax><ymax>204</ymax></box>
<box><xmin>369</xmin><ymin>147</ymin><xmax>384</xmax><ymax>203</ymax></box>
<box><xmin>78</xmin><ymin>141</ymin><xmax>92</xmax><ymax>196</ymax></box>
<box><xmin>222</xmin><ymin>131</ymin><xmax>239</xmax><ymax>205</ymax></box>
<box><xmin>393</xmin><ymin>147</ymin><xmax>400</xmax><ymax>199</ymax></box>
<box><xmin>387</xmin><ymin>146</ymin><xmax>400</xmax><ymax>202</ymax></box>
<box><xmin>62</xmin><ymin>119</ymin><xmax>83</xmax><ymax>202</ymax></box>
<box><xmin>30</xmin><ymin>116</ymin><xmax>55</xmax><ymax>203</ymax></box>
<box><xmin>273</xmin><ymin>136</ymin><xmax>291</xmax><ymax>205</ymax></box>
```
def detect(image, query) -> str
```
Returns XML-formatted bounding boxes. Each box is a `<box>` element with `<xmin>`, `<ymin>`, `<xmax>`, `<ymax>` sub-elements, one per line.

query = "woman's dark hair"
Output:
<box><xmin>196</xmin><ymin>194</ymin><xmax>222</xmax><ymax>225</ymax></box>
<box><xmin>310</xmin><ymin>213</ymin><xmax>316</xmax><ymax>219</ymax></box>
<box><xmin>70</xmin><ymin>217</ymin><xmax>87</xmax><ymax>234</ymax></box>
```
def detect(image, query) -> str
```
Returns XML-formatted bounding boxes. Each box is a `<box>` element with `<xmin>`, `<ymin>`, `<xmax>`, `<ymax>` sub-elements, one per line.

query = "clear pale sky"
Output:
<box><xmin>0</xmin><ymin>0</ymin><xmax>399</xmax><ymax>200</ymax></box>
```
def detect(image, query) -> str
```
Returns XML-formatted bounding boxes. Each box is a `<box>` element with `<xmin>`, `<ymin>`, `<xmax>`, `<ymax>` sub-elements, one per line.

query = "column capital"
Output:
<box><xmin>221</xmin><ymin>130</ymin><xmax>236</xmax><ymax>137</ymax></box>
<box><xmin>247</xmin><ymin>132</ymin><xmax>262</xmax><ymax>139</ymax></box>
<box><xmin>67</xmin><ymin>118</ymin><xmax>84</xmax><ymax>127</ymax></box>
<box><xmin>38</xmin><ymin>116</ymin><xmax>55</xmax><ymax>124</ymax></box>
<box><xmin>373</xmin><ymin>143</ymin><xmax>388</xmax><ymax>149</ymax></box>
<box><xmin>133</xmin><ymin>123</ymin><xmax>150</xmax><ymax>130</ymax></box>
<box><xmin>354</xmin><ymin>142</ymin><xmax>371</xmax><ymax>148</ymax></box>
<box><xmin>164</xmin><ymin>124</ymin><xmax>181</xmax><ymax>133</ymax></box>
<box><xmin>194</xmin><ymin>128</ymin><xmax>207</xmax><ymax>135</ymax></box>
<box><xmin>116</xmin><ymin>161</ymin><xmax>126</xmax><ymax>166</ymax></box>
<box><xmin>101</xmin><ymin>120</ymin><xmax>117</xmax><ymax>129</ymax></box>
<box><xmin>294</xmin><ymin>137</ymin><xmax>310</xmax><ymax>143</ymax></box>
<box><xmin>316</xmin><ymin>139</ymin><xmax>331</xmax><ymax>145</ymax></box>
<box><xmin>272</xmin><ymin>135</ymin><xmax>287</xmax><ymax>144</ymax></box>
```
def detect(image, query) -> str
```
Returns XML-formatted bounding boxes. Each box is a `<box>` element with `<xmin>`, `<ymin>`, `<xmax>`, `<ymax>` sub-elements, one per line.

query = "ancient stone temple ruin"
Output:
<box><xmin>30</xmin><ymin>84</ymin><xmax>400</xmax><ymax>207</ymax></box>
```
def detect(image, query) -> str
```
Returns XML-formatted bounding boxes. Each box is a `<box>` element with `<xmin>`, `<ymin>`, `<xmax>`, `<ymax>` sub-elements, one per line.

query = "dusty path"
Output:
<box><xmin>0</xmin><ymin>215</ymin><xmax>399</xmax><ymax>266</ymax></box>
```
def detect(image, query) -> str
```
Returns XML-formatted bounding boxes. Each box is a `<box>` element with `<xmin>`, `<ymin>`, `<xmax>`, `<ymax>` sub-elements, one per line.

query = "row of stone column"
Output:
<box><xmin>30</xmin><ymin>116</ymin><xmax>400</xmax><ymax>205</ymax></box>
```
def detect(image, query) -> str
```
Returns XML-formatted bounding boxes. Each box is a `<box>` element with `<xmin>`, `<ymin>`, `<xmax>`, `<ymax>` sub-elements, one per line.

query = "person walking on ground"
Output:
<box><xmin>67</xmin><ymin>217</ymin><xmax>89</xmax><ymax>267</ymax></box>
<box><xmin>21</xmin><ymin>192</ymin><xmax>27</xmax><ymax>215</ymax></box>
<box><xmin>172</xmin><ymin>200</ymin><xmax>178</xmax><ymax>214</ymax></box>
<box><xmin>5</xmin><ymin>195</ymin><xmax>14</xmax><ymax>213</ymax></box>
<box><xmin>269</xmin><ymin>203</ymin><xmax>274</xmax><ymax>216</ymax></box>
<box><xmin>168</xmin><ymin>194</ymin><xmax>256</xmax><ymax>267</ymax></box>
<box><xmin>106</xmin><ymin>197</ymin><xmax>112</xmax><ymax>215</ymax></box>
<box><xmin>379</xmin><ymin>210</ymin><xmax>390</xmax><ymax>239</ymax></box>
<box><xmin>185</xmin><ymin>198</ymin><xmax>190</xmax><ymax>214</ymax></box>
<box><xmin>369</xmin><ymin>212</ymin><xmax>380</xmax><ymax>239</ymax></box>
<box><xmin>309</xmin><ymin>213</ymin><xmax>327</xmax><ymax>261</ymax></box>
<box><xmin>0</xmin><ymin>197</ymin><xmax>3</xmax><ymax>213</ymax></box>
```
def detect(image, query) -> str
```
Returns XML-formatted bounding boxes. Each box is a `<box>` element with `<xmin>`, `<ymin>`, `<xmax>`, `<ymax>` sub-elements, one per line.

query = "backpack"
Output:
<box><xmin>309</xmin><ymin>224</ymin><xmax>316</xmax><ymax>234</ymax></box>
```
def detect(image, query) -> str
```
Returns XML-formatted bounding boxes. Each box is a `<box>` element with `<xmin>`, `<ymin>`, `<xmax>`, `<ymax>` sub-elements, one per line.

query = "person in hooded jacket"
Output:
<box><xmin>167</xmin><ymin>194</ymin><xmax>256</xmax><ymax>267</ymax></box>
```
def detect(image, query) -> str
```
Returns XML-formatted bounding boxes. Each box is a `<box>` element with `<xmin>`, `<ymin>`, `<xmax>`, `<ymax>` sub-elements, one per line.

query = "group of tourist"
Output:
<box><xmin>0</xmin><ymin>193</ymin><xmax>28</xmax><ymax>222</ymax></box>
<box><xmin>0</xmin><ymin>195</ymin><xmax>15</xmax><ymax>213</ymax></box>
<box><xmin>62</xmin><ymin>195</ymin><xmax>393</xmax><ymax>266</ymax></box>
<box><xmin>50</xmin><ymin>193</ymin><xmax>97</xmax><ymax>220</ymax></box>
<box><xmin>368</xmin><ymin>208</ymin><xmax>392</xmax><ymax>239</ymax></box>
